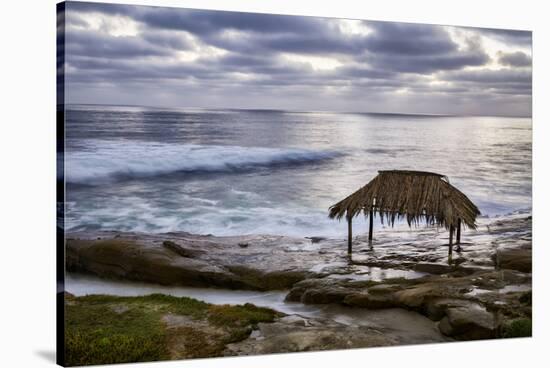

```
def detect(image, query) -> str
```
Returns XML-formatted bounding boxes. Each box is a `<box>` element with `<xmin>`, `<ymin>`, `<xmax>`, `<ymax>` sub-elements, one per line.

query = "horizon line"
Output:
<box><xmin>61</xmin><ymin>102</ymin><xmax>533</xmax><ymax>119</ymax></box>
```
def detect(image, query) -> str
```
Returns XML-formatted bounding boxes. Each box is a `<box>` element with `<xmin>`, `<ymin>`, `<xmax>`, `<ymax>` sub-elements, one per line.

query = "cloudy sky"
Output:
<box><xmin>60</xmin><ymin>1</ymin><xmax>532</xmax><ymax>116</ymax></box>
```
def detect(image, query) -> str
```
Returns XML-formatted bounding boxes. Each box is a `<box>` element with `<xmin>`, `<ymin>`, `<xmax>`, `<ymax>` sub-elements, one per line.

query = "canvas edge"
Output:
<box><xmin>56</xmin><ymin>2</ymin><xmax>66</xmax><ymax>366</ymax></box>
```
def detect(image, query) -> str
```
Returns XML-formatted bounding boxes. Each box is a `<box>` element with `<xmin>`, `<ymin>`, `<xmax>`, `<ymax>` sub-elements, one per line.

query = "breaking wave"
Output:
<box><xmin>66</xmin><ymin>140</ymin><xmax>341</xmax><ymax>184</ymax></box>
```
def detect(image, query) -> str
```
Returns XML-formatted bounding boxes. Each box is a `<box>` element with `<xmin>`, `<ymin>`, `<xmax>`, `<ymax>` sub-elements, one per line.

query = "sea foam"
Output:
<box><xmin>66</xmin><ymin>140</ymin><xmax>341</xmax><ymax>184</ymax></box>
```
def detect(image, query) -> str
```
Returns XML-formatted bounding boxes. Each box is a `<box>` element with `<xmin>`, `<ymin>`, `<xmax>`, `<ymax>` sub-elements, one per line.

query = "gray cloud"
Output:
<box><xmin>364</xmin><ymin>22</ymin><xmax>457</xmax><ymax>55</ymax></box>
<box><xmin>498</xmin><ymin>51</ymin><xmax>531</xmax><ymax>67</ymax></box>
<box><xmin>366</xmin><ymin>49</ymin><xmax>489</xmax><ymax>73</ymax></box>
<box><xmin>438</xmin><ymin>69</ymin><xmax>532</xmax><ymax>96</ymax></box>
<box><xmin>361</xmin><ymin>26</ymin><xmax>489</xmax><ymax>73</ymax></box>
<box><xmin>66</xmin><ymin>29</ymin><xmax>177</xmax><ymax>58</ymax></box>
<box><xmin>477</xmin><ymin>28</ymin><xmax>532</xmax><ymax>46</ymax></box>
<box><xmin>442</xmin><ymin>69</ymin><xmax>531</xmax><ymax>85</ymax></box>
<box><xmin>62</xmin><ymin>2</ymin><xmax>532</xmax><ymax>117</ymax></box>
<box><xmin>138</xmin><ymin>8</ymin><xmax>327</xmax><ymax>36</ymax></box>
<box><xmin>67</xmin><ymin>1</ymin><xmax>328</xmax><ymax>36</ymax></box>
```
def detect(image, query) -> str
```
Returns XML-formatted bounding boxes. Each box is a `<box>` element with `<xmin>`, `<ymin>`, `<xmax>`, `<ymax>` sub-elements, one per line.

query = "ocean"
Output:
<box><xmin>63</xmin><ymin>104</ymin><xmax>532</xmax><ymax>238</ymax></box>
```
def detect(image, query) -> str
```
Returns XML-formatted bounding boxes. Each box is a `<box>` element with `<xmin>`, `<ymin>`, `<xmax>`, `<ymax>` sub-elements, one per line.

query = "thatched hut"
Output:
<box><xmin>329</xmin><ymin>170</ymin><xmax>480</xmax><ymax>255</ymax></box>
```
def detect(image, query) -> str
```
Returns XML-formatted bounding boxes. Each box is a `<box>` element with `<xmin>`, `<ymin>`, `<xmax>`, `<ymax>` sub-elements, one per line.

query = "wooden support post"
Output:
<box><xmin>347</xmin><ymin>215</ymin><xmax>352</xmax><ymax>255</ymax></box>
<box><xmin>368</xmin><ymin>209</ymin><xmax>374</xmax><ymax>244</ymax></box>
<box><xmin>448</xmin><ymin>225</ymin><xmax>454</xmax><ymax>255</ymax></box>
<box><xmin>456</xmin><ymin>219</ymin><xmax>461</xmax><ymax>244</ymax></box>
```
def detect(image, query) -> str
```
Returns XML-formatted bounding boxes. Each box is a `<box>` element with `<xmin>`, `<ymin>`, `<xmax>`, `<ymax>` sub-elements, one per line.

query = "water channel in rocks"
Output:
<box><xmin>66</xmin><ymin>273</ymin><xmax>450</xmax><ymax>344</ymax></box>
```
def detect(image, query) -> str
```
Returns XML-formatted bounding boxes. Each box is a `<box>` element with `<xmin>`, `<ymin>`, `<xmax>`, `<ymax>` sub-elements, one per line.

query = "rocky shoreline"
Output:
<box><xmin>285</xmin><ymin>267</ymin><xmax>530</xmax><ymax>340</ymax></box>
<box><xmin>65</xmin><ymin>214</ymin><xmax>532</xmax><ymax>361</ymax></box>
<box><xmin>66</xmin><ymin>215</ymin><xmax>531</xmax><ymax>288</ymax></box>
<box><xmin>66</xmin><ymin>292</ymin><xmax>441</xmax><ymax>366</ymax></box>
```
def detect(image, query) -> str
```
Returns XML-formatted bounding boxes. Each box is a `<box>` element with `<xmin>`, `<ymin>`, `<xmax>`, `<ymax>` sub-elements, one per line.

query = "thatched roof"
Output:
<box><xmin>328</xmin><ymin>170</ymin><xmax>480</xmax><ymax>229</ymax></box>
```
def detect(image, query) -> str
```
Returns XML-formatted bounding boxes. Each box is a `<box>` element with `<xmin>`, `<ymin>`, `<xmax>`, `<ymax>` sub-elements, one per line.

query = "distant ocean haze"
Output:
<box><xmin>64</xmin><ymin>105</ymin><xmax>532</xmax><ymax>237</ymax></box>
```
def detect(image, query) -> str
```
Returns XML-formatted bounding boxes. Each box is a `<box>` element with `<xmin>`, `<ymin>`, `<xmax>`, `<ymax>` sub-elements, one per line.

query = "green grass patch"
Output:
<box><xmin>76</xmin><ymin>293</ymin><xmax>209</xmax><ymax>317</ymax></box>
<box><xmin>65</xmin><ymin>299</ymin><xmax>169</xmax><ymax>366</ymax></box>
<box><xmin>207</xmin><ymin>302</ymin><xmax>280</xmax><ymax>328</ymax></box>
<box><xmin>502</xmin><ymin>318</ymin><xmax>532</xmax><ymax>338</ymax></box>
<box><xmin>65</xmin><ymin>294</ymin><xmax>280</xmax><ymax>365</ymax></box>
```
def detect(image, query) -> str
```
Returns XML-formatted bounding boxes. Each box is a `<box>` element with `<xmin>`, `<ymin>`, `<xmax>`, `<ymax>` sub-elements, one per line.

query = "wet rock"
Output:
<box><xmin>301</xmin><ymin>288</ymin><xmax>350</xmax><ymax>304</ymax></box>
<box><xmin>413</xmin><ymin>262</ymin><xmax>476</xmax><ymax>276</ymax></box>
<box><xmin>249</xmin><ymin>329</ymin><xmax>263</xmax><ymax>339</ymax></box>
<box><xmin>66</xmin><ymin>238</ymin><xmax>249</xmax><ymax>289</ymax></box>
<box><xmin>66</xmin><ymin>215</ymin><xmax>531</xmax><ymax>294</ymax></box>
<box><xmin>492</xmin><ymin>249</ymin><xmax>532</xmax><ymax>273</ymax></box>
<box><xmin>162</xmin><ymin>240</ymin><xmax>205</xmax><ymax>258</ymax></box>
<box><xmin>344</xmin><ymin>292</ymin><xmax>396</xmax><ymax>309</ymax></box>
<box><xmin>306</xmin><ymin>237</ymin><xmax>326</xmax><ymax>244</ymax></box>
<box><xmin>226</xmin><ymin>265</ymin><xmax>309</xmax><ymax>290</ymax></box>
<box><xmin>451</xmin><ymin>257</ymin><xmax>467</xmax><ymax>266</ymax></box>
<box><xmin>278</xmin><ymin>315</ymin><xmax>310</xmax><ymax>327</ymax></box>
<box><xmin>414</xmin><ymin>263</ymin><xmax>453</xmax><ymax>275</ymax></box>
<box><xmin>285</xmin><ymin>288</ymin><xmax>307</xmax><ymax>302</ymax></box>
<box><xmin>437</xmin><ymin>302</ymin><xmax>496</xmax><ymax>340</ymax></box>
<box><xmin>286</xmin><ymin>268</ymin><xmax>529</xmax><ymax>341</ymax></box>
<box><xmin>224</xmin><ymin>316</ymin><xmax>395</xmax><ymax>355</ymax></box>
<box><xmin>425</xmin><ymin>298</ymin><xmax>473</xmax><ymax>321</ymax></box>
<box><xmin>66</xmin><ymin>231</ymin><xmax>330</xmax><ymax>291</ymax></box>
<box><xmin>368</xmin><ymin>283</ymin><xmax>404</xmax><ymax>293</ymax></box>
<box><xmin>238</xmin><ymin>242</ymin><xmax>249</xmax><ymax>248</ymax></box>
<box><xmin>285</xmin><ymin>279</ymin><xmax>321</xmax><ymax>302</ymax></box>
<box><xmin>394</xmin><ymin>285</ymin><xmax>438</xmax><ymax>308</ymax></box>
<box><xmin>285</xmin><ymin>278</ymin><xmax>354</xmax><ymax>303</ymax></box>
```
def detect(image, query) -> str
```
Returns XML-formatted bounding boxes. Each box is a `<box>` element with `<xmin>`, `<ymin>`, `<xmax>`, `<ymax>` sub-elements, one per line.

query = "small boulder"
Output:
<box><xmin>425</xmin><ymin>298</ymin><xmax>473</xmax><ymax>321</ymax></box>
<box><xmin>437</xmin><ymin>301</ymin><xmax>496</xmax><ymax>340</ymax></box>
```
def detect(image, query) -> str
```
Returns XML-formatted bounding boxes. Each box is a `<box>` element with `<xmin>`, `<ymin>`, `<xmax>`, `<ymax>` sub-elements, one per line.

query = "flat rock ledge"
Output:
<box><xmin>66</xmin><ymin>215</ymin><xmax>531</xmax><ymax>291</ymax></box>
<box><xmin>224</xmin><ymin>315</ymin><xmax>395</xmax><ymax>355</ymax></box>
<box><xmin>285</xmin><ymin>269</ymin><xmax>531</xmax><ymax>340</ymax></box>
<box><xmin>66</xmin><ymin>235</ymin><xmax>314</xmax><ymax>290</ymax></box>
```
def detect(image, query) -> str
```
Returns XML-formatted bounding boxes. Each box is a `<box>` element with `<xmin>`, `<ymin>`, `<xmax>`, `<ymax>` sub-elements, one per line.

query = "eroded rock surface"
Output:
<box><xmin>66</xmin><ymin>215</ymin><xmax>531</xmax><ymax>341</ymax></box>
<box><xmin>224</xmin><ymin>315</ymin><xmax>395</xmax><ymax>355</ymax></box>
<box><xmin>286</xmin><ymin>269</ymin><xmax>530</xmax><ymax>340</ymax></box>
<box><xmin>66</xmin><ymin>215</ymin><xmax>531</xmax><ymax>291</ymax></box>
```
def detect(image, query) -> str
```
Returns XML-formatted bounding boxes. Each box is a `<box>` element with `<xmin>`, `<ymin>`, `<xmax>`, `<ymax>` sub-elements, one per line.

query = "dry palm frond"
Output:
<box><xmin>329</xmin><ymin>170</ymin><xmax>480</xmax><ymax>229</ymax></box>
